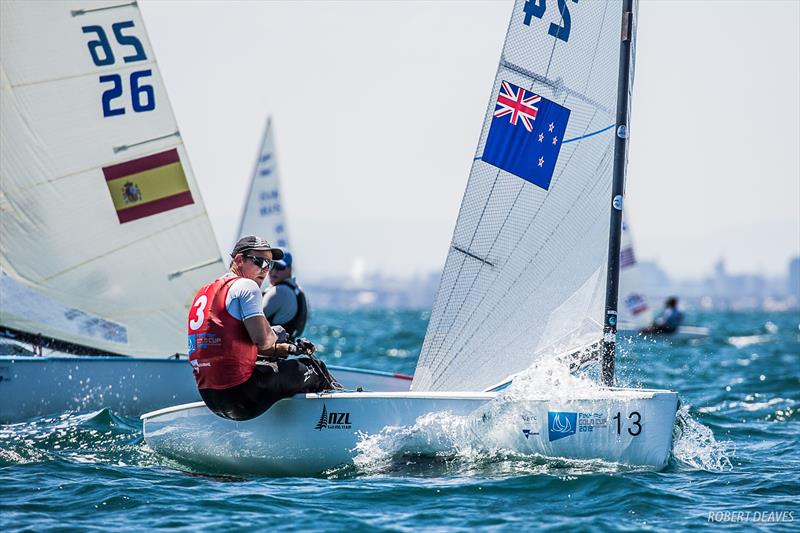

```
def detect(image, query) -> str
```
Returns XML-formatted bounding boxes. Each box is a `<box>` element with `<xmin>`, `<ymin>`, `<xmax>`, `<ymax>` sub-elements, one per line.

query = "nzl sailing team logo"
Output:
<box><xmin>482</xmin><ymin>80</ymin><xmax>570</xmax><ymax>191</ymax></box>
<box><xmin>314</xmin><ymin>403</ymin><xmax>352</xmax><ymax>431</ymax></box>
<box><xmin>548</xmin><ymin>411</ymin><xmax>578</xmax><ymax>441</ymax></box>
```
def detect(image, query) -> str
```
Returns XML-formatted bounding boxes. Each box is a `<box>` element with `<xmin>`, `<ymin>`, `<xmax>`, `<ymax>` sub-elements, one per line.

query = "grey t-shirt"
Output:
<box><xmin>222</xmin><ymin>273</ymin><xmax>265</xmax><ymax>321</ymax></box>
<box><xmin>262</xmin><ymin>278</ymin><xmax>298</xmax><ymax>325</ymax></box>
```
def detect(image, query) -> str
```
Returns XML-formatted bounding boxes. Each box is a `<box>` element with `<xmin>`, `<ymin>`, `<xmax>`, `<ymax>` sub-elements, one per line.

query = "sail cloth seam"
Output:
<box><xmin>431</xmin><ymin>100</ymin><xmax>605</xmax><ymax>378</ymax></box>
<box><xmin>425</xmin><ymin>33</ymin><xmax>561</xmax><ymax>365</ymax></box>
<box><xmin>428</xmin><ymin>179</ymin><xmax>526</xmax><ymax>367</ymax></box>
<box><xmin>6</xmin><ymin>61</ymin><xmax>158</xmax><ymax>90</ymax></box>
<box><xmin>426</xmin><ymin>102</ymin><xmax>607</xmax><ymax>382</ymax></box>
<box><xmin>581</xmin><ymin>0</ymin><xmax>611</xmax><ymax>96</ymax></box>
<box><xmin>435</xmin><ymin>136</ymin><xmax>615</xmax><ymax>388</ymax></box>
<box><xmin>425</xmin><ymin>172</ymin><xmax>502</xmax><ymax>363</ymax></box>
<box><xmin>467</xmin><ymin>144</ymin><xmax>614</xmax><ymax>372</ymax></box>
<box><xmin>38</xmin><ymin>213</ymin><xmax>220</xmax><ymax>283</ymax></box>
<box><xmin>0</xmin><ymin>140</ymin><xmax>184</xmax><ymax>193</ymax></box>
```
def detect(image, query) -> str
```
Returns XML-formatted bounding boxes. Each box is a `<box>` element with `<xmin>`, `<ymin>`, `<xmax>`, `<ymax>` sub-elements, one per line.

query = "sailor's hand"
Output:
<box><xmin>294</xmin><ymin>338</ymin><xmax>316</xmax><ymax>355</ymax></box>
<box><xmin>271</xmin><ymin>325</ymin><xmax>291</xmax><ymax>344</ymax></box>
<box><xmin>271</xmin><ymin>343</ymin><xmax>298</xmax><ymax>358</ymax></box>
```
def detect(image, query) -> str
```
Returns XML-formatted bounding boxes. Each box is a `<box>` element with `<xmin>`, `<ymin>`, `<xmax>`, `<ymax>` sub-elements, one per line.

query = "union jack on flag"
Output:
<box><xmin>482</xmin><ymin>80</ymin><xmax>570</xmax><ymax>190</ymax></box>
<box><xmin>494</xmin><ymin>81</ymin><xmax>541</xmax><ymax>132</ymax></box>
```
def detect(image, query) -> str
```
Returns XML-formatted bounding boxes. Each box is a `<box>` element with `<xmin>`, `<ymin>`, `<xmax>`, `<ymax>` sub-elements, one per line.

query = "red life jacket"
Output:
<box><xmin>187</xmin><ymin>275</ymin><xmax>257</xmax><ymax>390</ymax></box>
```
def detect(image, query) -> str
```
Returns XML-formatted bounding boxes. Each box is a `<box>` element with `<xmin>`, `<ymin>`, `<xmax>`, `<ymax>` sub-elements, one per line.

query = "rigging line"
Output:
<box><xmin>563</xmin><ymin>124</ymin><xmax>614</xmax><ymax>144</ymax></box>
<box><xmin>474</xmin><ymin>123</ymin><xmax>612</xmax><ymax>162</ymax></box>
<box><xmin>428</xmin><ymin>107</ymin><xmax>602</xmax><ymax>380</ymax></box>
<box><xmin>433</xmin><ymin>131</ymin><xmax>613</xmax><ymax>385</ymax></box>
<box><xmin>442</xmin><ymin>145</ymin><xmax>614</xmax><ymax>386</ymax></box>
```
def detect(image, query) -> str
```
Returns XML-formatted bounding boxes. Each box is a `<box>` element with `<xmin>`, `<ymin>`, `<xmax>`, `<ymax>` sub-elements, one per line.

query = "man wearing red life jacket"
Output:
<box><xmin>188</xmin><ymin>235</ymin><xmax>328</xmax><ymax>421</ymax></box>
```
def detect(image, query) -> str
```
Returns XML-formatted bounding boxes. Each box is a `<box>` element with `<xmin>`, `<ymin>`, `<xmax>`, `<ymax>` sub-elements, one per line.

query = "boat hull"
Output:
<box><xmin>618</xmin><ymin>324</ymin><xmax>710</xmax><ymax>341</ymax></box>
<box><xmin>142</xmin><ymin>389</ymin><xmax>679</xmax><ymax>475</ymax></box>
<box><xmin>0</xmin><ymin>356</ymin><xmax>411</xmax><ymax>423</ymax></box>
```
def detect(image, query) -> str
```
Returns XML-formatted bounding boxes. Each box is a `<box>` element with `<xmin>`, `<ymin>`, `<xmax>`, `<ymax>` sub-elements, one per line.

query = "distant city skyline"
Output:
<box><xmin>140</xmin><ymin>1</ymin><xmax>800</xmax><ymax>281</ymax></box>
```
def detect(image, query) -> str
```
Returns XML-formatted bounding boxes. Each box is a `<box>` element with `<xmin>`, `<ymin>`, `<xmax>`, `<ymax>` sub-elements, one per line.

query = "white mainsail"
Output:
<box><xmin>618</xmin><ymin>216</ymin><xmax>653</xmax><ymax>328</ymax></box>
<box><xmin>413</xmin><ymin>0</ymin><xmax>636</xmax><ymax>391</ymax></box>
<box><xmin>0</xmin><ymin>1</ymin><xmax>223</xmax><ymax>357</ymax></box>
<box><xmin>236</xmin><ymin>117</ymin><xmax>291</xmax><ymax>251</ymax></box>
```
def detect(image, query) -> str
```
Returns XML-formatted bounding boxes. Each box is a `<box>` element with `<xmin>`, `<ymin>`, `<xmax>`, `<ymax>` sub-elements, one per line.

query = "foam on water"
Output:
<box><xmin>671</xmin><ymin>404</ymin><xmax>734</xmax><ymax>471</ymax></box>
<box><xmin>352</xmin><ymin>357</ymin><xmax>721</xmax><ymax>476</ymax></box>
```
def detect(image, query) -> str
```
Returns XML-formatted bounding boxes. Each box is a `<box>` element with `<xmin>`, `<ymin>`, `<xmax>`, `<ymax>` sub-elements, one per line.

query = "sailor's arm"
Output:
<box><xmin>243</xmin><ymin>316</ymin><xmax>297</xmax><ymax>358</ymax></box>
<box><xmin>243</xmin><ymin>316</ymin><xmax>278</xmax><ymax>352</ymax></box>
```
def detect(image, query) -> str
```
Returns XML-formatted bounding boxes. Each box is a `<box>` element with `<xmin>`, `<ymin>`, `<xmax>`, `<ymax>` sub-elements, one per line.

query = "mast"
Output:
<box><xmin>602</xmin><ymin>0</ymin><xmax>635</xmax><ymax>386</ymax></box>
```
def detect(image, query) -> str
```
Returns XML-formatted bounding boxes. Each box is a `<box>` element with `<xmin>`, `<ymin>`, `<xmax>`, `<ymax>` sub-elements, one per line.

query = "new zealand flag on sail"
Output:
<box><xmin>482</xmin><ymin>81</ymin><xmax>570</xmax><ymax>191</ymax></box>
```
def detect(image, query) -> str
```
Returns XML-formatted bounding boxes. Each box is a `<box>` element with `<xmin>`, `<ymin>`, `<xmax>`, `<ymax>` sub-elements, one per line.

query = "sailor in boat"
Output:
<box><xmin>187</xmin><ymin>236</ymin><xmax>335</xmax><ymax>421</ymax></box>
<box><xmin>262</xmin><ymin>251</ymin><xmax>307</xmax><ymax>340</ymax></box>
<box><xmin>641</xmin><ymin>296</ymin><xmax>685</xmax><ymax>335</ymax></box>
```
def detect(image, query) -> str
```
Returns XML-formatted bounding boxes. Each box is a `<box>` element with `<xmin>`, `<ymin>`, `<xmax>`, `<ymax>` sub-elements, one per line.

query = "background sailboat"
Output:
<box><xmin>0</xmin><ymin>0</ymin><xmax>223</xmax><ymax>421</ymax></box>
<box><xmin>0</xmin><ymin>1</ymin><xmax>408</xmax><ymax>424</ymax></box>
<box><xmin>236</xmin><ymin>117</ymin><xmax>291</xmax><ymax>253</ymax></box>
<box><xmin>144</xmin><ymin>0</ymin><xmax>679</xmax><ymax>475</ymax></box>
<box><xmin>617</xmin><ymin>216</ymin><xmax>710</xmax><ymax>340</ymax></box>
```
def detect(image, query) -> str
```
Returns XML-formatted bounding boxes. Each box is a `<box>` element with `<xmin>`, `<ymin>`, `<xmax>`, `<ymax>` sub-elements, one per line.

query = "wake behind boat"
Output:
<box><xmin>144</xmin><ymin>0</ymin><xmax>682</xmax><ymax>474</ymax></box>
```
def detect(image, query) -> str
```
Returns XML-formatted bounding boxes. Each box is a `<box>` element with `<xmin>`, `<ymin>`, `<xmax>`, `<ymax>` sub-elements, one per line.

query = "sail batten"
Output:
<box><xmin>413</xmin><ymin>0</ymin><xmax>633</xmax><ymax>392</ymax></box>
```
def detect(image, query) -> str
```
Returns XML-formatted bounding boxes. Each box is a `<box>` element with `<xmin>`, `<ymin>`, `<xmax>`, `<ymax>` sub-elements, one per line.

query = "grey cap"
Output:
<box><xmin>230</xmin><ymin>235</ymin><xmax>284</xmax><ymax>260</ymax></box>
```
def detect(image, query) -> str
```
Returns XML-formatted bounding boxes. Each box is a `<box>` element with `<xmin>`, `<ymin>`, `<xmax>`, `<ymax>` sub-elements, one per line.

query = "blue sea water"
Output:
<box><xmin>1</xmin><ymin>310</ymin><xmax>798</xmax><ymax>531</ymax></box>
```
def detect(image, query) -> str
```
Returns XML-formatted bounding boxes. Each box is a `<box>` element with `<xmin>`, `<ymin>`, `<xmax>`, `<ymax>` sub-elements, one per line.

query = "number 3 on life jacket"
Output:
<box><xmin>189</xmin><ymin>293</ymin><xmax>209</xmax><ymax>331</ymax></box>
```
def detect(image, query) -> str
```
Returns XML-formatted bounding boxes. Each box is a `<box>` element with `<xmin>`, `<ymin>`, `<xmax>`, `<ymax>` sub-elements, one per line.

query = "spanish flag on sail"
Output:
<box><xmin>102</xmin><ymin>148</ymin><xmax>194</xmax><ymax>224</ymax></box>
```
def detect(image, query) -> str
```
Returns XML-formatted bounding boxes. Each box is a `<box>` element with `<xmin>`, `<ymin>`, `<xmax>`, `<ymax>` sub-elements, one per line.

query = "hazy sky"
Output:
<box><xmin>140</xmin><ymin>0</ymin><xmax>799</xmax><ymax>282</ymax></box>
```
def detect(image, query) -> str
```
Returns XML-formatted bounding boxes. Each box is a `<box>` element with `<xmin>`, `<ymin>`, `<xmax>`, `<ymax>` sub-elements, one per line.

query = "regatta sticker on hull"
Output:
<box><xmin>548</xmin><ymin>411</ymin><xmax>577</xmax><ymax>441</ymax></box>
<box><xmin>314</xmin><ymin>403</ymin><xmax>352</xmax><ymax>430</ymax></box>
<box><xmin>548</xmin><ymin>411</ymin><xmax>610</xmax><ymax>441</ymax></box>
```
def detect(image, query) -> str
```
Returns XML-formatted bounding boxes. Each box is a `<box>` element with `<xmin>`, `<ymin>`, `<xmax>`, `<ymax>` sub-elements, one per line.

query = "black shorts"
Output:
<box><xmin>199</xmin><ymin>357</ymin><xmax>327</xmax><ymax>421</ymax></box>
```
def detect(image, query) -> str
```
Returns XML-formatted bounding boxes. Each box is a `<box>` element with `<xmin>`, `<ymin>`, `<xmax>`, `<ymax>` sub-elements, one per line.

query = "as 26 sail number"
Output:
<box><xmin>522</xmin><ymin>0</ymin><xmax>578</xmax><ymax>42</ymax></box>
<box><xmin>81</xmin><ymin>21</ymin><xmax>155</xmax><ymax>117</ymax></box>
<box><xmin>613</xmin><ymin>411</ymin><xmax>642</xmax><ymax>436</ymax></box>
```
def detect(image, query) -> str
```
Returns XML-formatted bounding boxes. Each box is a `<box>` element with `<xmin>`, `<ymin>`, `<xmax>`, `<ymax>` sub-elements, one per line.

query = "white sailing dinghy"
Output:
<box><xmin>0</xmin><ymin>0</ymin><xmax>409</xmax><ymax>424</ymax></box>
<box><xmin>616</xmin><ymin>218</ymin><xmax>709</xmax><ymax>340</ymax></box>
<box><xmin>143</xmin><ymin>0</ymin><xmax>680</xmax><ymax>474</ymax></box>
<box><xmin>236</xmin><ymin>117</ymin><xmax>292</xmax><ymax>253</ymax></box>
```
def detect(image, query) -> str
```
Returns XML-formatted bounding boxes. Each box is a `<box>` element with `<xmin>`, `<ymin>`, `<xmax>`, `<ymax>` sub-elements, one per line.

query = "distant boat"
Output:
<box><xmin>0</xmin><ymin>1</ymin><xmax>408</xmax><ymax>424</ymax></box>
<box><xmin>144</xmin><ymin>0</ymin><xmax>679</xmax><ymax>475</ymax></box>
<box><xmin>236</xmin><ymin>117</ymin><xmax>291</xmax><ymax>254</ymax></box>
<box><xmin>617</xmin><ymin>218</ymin><xmax>709</xmax><ymax>340</ymax></box>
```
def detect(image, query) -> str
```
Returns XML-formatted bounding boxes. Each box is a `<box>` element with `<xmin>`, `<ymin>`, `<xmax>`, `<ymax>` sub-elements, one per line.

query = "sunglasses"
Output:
<box><xmin>244</xmin><ymin>254</ymin><xmax>274</xmax><ymax>271</ymax></box>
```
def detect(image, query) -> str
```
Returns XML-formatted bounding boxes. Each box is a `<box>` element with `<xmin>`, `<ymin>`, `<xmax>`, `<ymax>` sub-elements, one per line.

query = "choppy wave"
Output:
<box><xmin>1</xmin><ymin>309</ymin><xmax>798</xmax><ymax>531</ymax></box>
